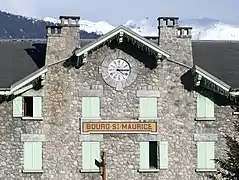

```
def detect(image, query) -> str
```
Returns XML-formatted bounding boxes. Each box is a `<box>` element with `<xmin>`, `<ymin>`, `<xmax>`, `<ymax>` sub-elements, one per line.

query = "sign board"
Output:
<box><xmin>82</xmin><ymin>122</ymin><xmax>157</xmax><ymax>133</ymax></box>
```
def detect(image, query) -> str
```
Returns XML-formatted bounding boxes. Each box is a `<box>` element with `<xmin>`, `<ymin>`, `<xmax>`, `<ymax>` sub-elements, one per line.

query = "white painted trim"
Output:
<box><xmin>11</xmin><ymin>68</ymin><xmax>47</xmax><ymax>92</ymax></box>
<box><xmin>195</xmin><ymin>169</ymin><xmax>217</xmax><ymax>172</ymax></box>
<box><xmin>0</xmin><ymin>91</ymin><xmax>10</xmax><ymax>95</ymax></box>
<box><xmin>75</xmin><ymin>26</ymin><xmax>170</xmax><ymax>58</ymax></box>
<box><xmin>230</xmin><ymin>92</ymin><xmax>239</xmax><ymax>96</ymax></box>
<box><xmin>138</xmin><ymin>169</ymin><xmax>160</xmax><ymax>173</ymax></box>
<box><xmin>22</xmin><ymin>170</ymin><xmax>43</xmax><ymax>173</ymax></box>
<box><xmin>13</xmin><ymin>84</ymin><xmax>33</xmax><ymax>96</ymax></box>
<box><xmin>121</xmin><ymin>29</ymin><xmax>170</xmax><ymax>58</ymax></box>
<box><xmin>195</xmin><ymin>117</ymin><xmax>216</xmax><ymax>121</ymax></box>
<box><xmin>0</xmin><ymin>67</ymin><xmax>47</xmax><ymax>96</ymax></box>
<box><xmin>80</xmin><ymin>169</ymin><xmax>100</xmax><ymax>173</ymax></box>
<box><xmin>76</xmin><ymin>30</ymin><xmax>121</xmax><ymax>57</ymax></box>
<box><xmin>22</xmin><ymin>117</ymin><xmax>43</xmax><ymax>121</ymax></box>
<box><xmin>195</xmin><ymin>68</ymin><xmax>230</xmax><ymax>92</ymax></box>
<box><xmin>232</xmin><ymin>111</ymin><xmax>239</xmax><ymax>115</ymax></box>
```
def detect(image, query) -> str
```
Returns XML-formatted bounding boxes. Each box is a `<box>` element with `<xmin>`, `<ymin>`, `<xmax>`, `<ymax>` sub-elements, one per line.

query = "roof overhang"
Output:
<box><xmin>192</xmin><ymin>65</ymin><xmax>231</xmax><ymax>96</ymax></box>
<box><xmin>74</xmin><ymin>25</ymin><xmax>170</xmax><ymax>64</ymax></box>
<box><xmin>0</xmin><ymin>66</ymin><xmax>47</xmax><ymax>96</ymax></box>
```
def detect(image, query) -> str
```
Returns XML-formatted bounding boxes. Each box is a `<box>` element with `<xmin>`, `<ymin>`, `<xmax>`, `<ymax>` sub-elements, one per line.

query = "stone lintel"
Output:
<box><xmin>79</xmin><ymin>89</ymin><xmax>103</xmax><ymax>97</ymax></box>
<box><xmin>136</xmin><ymin>90</ymin><xmax>160</xmax><ymax>97</ymax></box>
<box><xmin>79</xmin><ymin>134</ymin><xmax>103</xmax><ymax>142</ymax></box>
<box><xmin>193</xmin><ymin>133</ymin><xmax>218</xmax><ymax>141</ymax></box>
<box><xmin>22</xmin><ymin>89</ymin><xmax>43</xmax><ymax>97</ymax></box>
<box><xmin>21</xmin><ymin>134</ymin><xmax>45</xmax><ymax>142</ymax></box>
<box><xmin>137</xmin><ymin>134</ymin><xmax>160</xmax><ymax>142</ymax></box>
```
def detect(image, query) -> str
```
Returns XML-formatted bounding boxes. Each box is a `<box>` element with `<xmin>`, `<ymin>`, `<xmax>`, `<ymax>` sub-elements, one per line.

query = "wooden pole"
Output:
<box><xmin>102</xmin><ymin>151</ymin><xmax>106</xmax><ymax>180</ymax></box>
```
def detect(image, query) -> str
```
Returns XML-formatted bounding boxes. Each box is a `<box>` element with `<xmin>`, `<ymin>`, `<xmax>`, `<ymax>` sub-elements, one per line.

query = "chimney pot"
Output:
<box><xmin>46</xmin><ymin>25</ymin><xmax>62</xmax><ymax>36</ymax></box>
<box><xmin>157</xmin><ymin>17</ymin><xmax>179</xmax><ymax>28</ymax></box>
<box><xmin>59</xmin><ymin>16</ymin><xmax>80</xmax><ymax>27</ymax></box>
<box><xmin>177</xmin><ymin>27</ymin><xmax>192</xmax><ymax>38</ymax></box>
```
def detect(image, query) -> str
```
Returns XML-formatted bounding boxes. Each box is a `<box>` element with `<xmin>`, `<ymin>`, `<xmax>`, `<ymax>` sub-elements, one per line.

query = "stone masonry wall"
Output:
<box><xmin>0</xmin><ymin>23</ymin><xmax>238</xmax><ymax>180</ymax></box>
<box><xmin>41</xmin><ymin>41</ymin><xmax>235</xmax><ymax>180</ymax></box>
<box><xmin>0</xmin><ymin>95</ymin><xmax>44</xmax><ymax>180</ymax></box>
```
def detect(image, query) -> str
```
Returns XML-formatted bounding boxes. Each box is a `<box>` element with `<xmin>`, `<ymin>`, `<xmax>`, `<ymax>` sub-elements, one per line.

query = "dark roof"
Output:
<box><xmin>1</xmin><ymin>38</ymin><xmax>239</xmax><ymax>89</ymax></box>
<box><xmin>0</xmin><ymin>39</ymin><xmax>46</xmax><ymax>88</ymax></box>
<box><xmin>192</xmin><ymin>40</ymin><xmax>239</xmax><ymax>88</ymax></box>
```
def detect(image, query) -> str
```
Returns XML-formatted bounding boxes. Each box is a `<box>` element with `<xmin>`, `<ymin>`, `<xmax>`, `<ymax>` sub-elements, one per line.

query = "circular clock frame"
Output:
<box><xmin>101</xmin><ymin>56</ymin><xmax>137</xmax><ymax>90</ymax></box>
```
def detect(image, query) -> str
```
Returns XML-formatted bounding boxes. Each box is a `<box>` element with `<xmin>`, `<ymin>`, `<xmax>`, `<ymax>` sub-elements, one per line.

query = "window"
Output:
<box><xmin>197</xmin><ymin>142</ymin><xmax>215</xmax><ymax>171</ymax></box>
<box><xmin>139</xmin><ymin>141</ymin><xmax>168</xmax><ymax>170</ymax></box>
<box><xmin>82</xmin><ymin>97</ymin><xmax>100</xmax><ymax>119</ymax></box>
<box><xmin>139</xmin><ymin>97</ymin><xmax>157</xmax><ymax>119</ymax></box>
<box><xmin>13</xmin><ymin>96</ymin><xmax>42</xmax><ymax>119</ymax></box>
<box><xmin>149</xmin><ymin>141</ymin><xmax>158</xmax><ymax>168</ymax></box>
<box><xmin>24</xmin><ymin>97</ymin><xmax>33</xmax><ymax>117</ymax></box>
<box><xmin>82</xmin><ymin>142</ymin><xmax>100</xmax><ymax>171</ymax></box>
<box><xmin>196</xmin><ymin>93</ymin><xmax>214</xmax><ymax>119</ymax></box>
<box><xmin>23</xmin><ymin>141</ymin><xmax>43</xmax><ymax>172</ymax></box>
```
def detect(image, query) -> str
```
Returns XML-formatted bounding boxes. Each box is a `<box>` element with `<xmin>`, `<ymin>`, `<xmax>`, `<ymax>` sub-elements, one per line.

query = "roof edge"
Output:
<box><xmin>74</xmin><ymin>25</ymin><xmax>171</xmax><ymax>58</ymax></box>
<box><xmin>0</xmin><ymin>66</ymin><xmax>48</xmax><ymax>96</ymax></box>
<box><xmin>193</xmin><ymin>65</ymin><xmax>231</xmax><ymax>92</ymax></box>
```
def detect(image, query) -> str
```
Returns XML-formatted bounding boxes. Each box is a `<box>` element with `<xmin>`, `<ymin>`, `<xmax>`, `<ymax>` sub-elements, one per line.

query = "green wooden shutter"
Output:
<box><xmin>82</xmin><ymin>142</ymin><xmax>91</xmax><ymax>170</ymax></box>
<box><xmin>139</xmin><ymin>98</ymin><xmax>157</xmax><ymax>118</ymax></box>
<box><xmin>82</xmin><ymin>97</ymin><xmax>100</xmax><ymax>118</ymax></box>
<box><xmin>197</xmin><ymin>141</ymin><xmax>215</xmax><ymax>169</ymax></box>
<box><xmin>33</xmin><ymin>97</ymin><xmax>42</xmax><ymax>118</ymax></box>
<box><xmin>197</xmin><ymin>93</ymin><xmax>214</xmax><ymax>118</ymax></box>
<box><xmin>24</xmin><ymin>142</ymin><xmax>33</xmax><ymax>170</ymax></box>
<box><xmin>197</xmin><ymin>94</ymin><xmax>206</xmax><ymax>118</ymax></box>
<box><xmin>90</xmin><ymin>97</ymin><xmax>100</xmax><ymax>118</ymax></box>
<box><xmin>197</xmin><ymin>142</ymin><xmax>206</xmax><ymax>169</ymax></box>
<box><xmin>90</xmin><ymin>142</ymin><xmax>100</xmax><ymax>170</ymax></box>
<box><xmin>33</xmin><ymin>142</ymin><xmax>43</xmax><ymax>170</ymax></box>
<box><xmin>205</xmin><ymin>97</ymin><xmax>214</xmax><ymax>118</ymax></box>
<box><xmin>205</xmin><ymin>142</ymin><xmax>215</xmax><ymax>169</ymax></box>
<box><xmin>24</xmin><ymin>142</ymin><xmax>43</xmax><ymax>171</ymax></box>
<box><xmin>159</xmin><ymin>141</ymin><xmax>168</xmax><ymax>169</ymax></box>
<box><xmin>140</xmin><ymin>142</ymin><xmax>149</xmax><ymax>169</ymax></box>
<box><xmin>82</xmin><ymin>142</ymin><xmax>100</xmax><ymax>170</ymax></box>
<box><xmin>82</xmin><ymin>97</ymin><xmax>91</xmax><ymax>118</ymax></box>
<box><xmin>13</xmin><ymin>96</ymin><xmax>23</xmax><ymax>117</ymax></box>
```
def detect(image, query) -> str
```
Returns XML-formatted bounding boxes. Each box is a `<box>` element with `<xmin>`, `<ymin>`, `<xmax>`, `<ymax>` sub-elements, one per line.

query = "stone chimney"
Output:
<box><xmin>45</xmin><ymin>16</ymin><xmax>80</xmax><ymax>65</ymax></box>
<box><xmin>157</xmin><ymin>17</ymin><xmax>193</xmax><ymax>67</ymax></box>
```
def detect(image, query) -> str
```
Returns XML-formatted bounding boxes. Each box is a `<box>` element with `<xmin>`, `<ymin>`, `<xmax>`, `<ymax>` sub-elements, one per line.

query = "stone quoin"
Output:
<box><xmin>1</xmin><ymin>15</ymin><xmax>239</xmax><ymax>180</ymax></box>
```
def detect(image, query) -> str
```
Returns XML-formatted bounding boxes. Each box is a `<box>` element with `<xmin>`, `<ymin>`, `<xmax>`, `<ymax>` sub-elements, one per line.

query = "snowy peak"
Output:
<box><xmin>44</xmin><ymin>17</ymin><xmax>115</xmax><ymax>34</ymax></box>
<box><xmin>123</xmin><ymin>19</ymin><xmax>158</xmax><ymax>37</ymax></box>
<box><xmin>43</xmin><ymin>17</ymin><xmax>239</xmax><ymax>40</ymax></box>
<box><xmin>192</xmin><ymin>23</ymin><xmax>239</xmax><ymax>40</ymax></box>
<box><xmin>44</xmin><ymin>17</ymin><xmax>59</xmax><ymax>24</ymax></box>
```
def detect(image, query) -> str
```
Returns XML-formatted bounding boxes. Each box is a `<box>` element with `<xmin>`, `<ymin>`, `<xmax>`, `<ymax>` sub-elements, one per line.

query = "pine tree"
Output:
<box><xmin>215</xmin><ymin>120</ymin><xmax>239</xmax><ymax>179</ymax></box>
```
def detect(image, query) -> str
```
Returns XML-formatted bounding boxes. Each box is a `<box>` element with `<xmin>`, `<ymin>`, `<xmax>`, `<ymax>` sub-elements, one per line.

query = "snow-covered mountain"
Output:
<box><xmin>1</xmin><ymin>10</ymin><xmax>238</xmax><ymax>41</ymax></box>
<box><xmin>44</xmin><ymin>17</ymin><xmax>239</xmax><ymax>40</ymax></box>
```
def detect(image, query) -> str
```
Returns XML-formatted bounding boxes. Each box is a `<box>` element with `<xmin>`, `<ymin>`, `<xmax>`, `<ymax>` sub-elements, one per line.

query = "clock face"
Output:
<box><xmin>101</xmin><ymin>54</ymin><xmax>137</xmax><ymax>90</ymax></box>
<box><xmin>108</xmin><ymin>59</ymin><xmax>131</xmax><ymax>81</ymax></box>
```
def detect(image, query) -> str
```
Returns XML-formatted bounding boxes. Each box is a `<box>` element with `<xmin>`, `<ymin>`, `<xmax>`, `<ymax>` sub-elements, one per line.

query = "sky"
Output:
<box><xmin>1</xmin><ymin>0</ymin><xmax>238</xmax><ymax>25</ymax></box>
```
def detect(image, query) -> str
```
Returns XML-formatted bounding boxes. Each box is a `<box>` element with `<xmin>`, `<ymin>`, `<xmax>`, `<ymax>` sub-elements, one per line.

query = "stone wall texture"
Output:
<box><xmin>0</xmin><ymin>22</ymin><xmax>238</xmax><ymax>180</ymax></box>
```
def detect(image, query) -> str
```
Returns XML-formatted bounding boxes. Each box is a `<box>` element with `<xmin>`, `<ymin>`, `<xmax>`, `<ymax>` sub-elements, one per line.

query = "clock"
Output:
<box><xmin>101</xmin><ymin>57</ymin><xmax>137</xmax><ymax>90</ymax></box>
<box><xmin>108</xmin><ymin>59</ymin><xmax>131</xmax><ymax>82</ymax></box>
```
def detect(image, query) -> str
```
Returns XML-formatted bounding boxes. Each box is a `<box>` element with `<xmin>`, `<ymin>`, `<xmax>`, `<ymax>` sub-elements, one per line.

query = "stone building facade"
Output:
<box><xmin>1</xmin><ymin>16</ymin><xmax>239</xmax><ymax>180</ymax></box>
